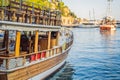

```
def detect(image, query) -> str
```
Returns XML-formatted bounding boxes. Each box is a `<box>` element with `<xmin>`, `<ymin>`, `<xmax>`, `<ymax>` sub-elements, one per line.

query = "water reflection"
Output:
<box><xmin>48</xmin><ymin>28</ymin><xmax>120</xmax><ymax>80</ymax></box>
<box><xmin>100</xmin><ymin>30</ymin><xmax>116</xmax><ymax>54</ymax></box>
<box><xmin>47</xmin><ymin>62</ymin><xmax>74</xmax><ymax>80</ymax></box>
<box><xmin>100</xmin><ymin>30</ymin><xmax>116</xmax><ymax>37</ymax></box>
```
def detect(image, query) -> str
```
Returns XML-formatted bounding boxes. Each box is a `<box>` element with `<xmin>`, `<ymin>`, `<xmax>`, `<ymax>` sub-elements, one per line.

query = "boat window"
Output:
<box><xmin>51</xmin><ymin>32</ymin><xmax>57</xmax><ymax>38</ymax></box>
<box><xmin>38</xmin><ymin>32</ymin><xmax>48</xmax><ymax>50</ymax></box>
<box><xmin>0</xmin><ymin>30</ymin><xmax>4</xmax><ymax>49</ymax></box>
<box><xmin>20</xmin><ymin>31</ymin><xmax>29</xmax><ymax>53</ymax></box>
<box><xmin>9</xmin><ymin>31</ymin><xmax>16</xmax><ymax>52</ymax></box>
<box><xmin>0</xmin><ymin>30</ymin><xmax>16</xmax><ymax>55</ymax></box>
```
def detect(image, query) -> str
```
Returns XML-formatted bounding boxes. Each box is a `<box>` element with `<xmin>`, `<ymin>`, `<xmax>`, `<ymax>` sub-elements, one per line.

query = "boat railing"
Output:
<box><xmin>0</xmin><ymin>0</ymin><xmax>61</xmax><ymax>26</ymax></box>
<box><xmin>0</xmin><ymin>39</ymin><xmax>73</xmax><ymax>71</ymax></box>
<box><xmin>0</xmin><ymin>48</ymin><xmax>7</xmax><ymax>54</ymax></box>
<box><xmin>0</xmin><ymin>46</ymin><xmax>62</xmax><ymax>71</ymax></box>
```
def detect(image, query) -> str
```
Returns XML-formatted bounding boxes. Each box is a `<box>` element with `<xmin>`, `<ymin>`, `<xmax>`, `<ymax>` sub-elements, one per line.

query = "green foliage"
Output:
<box><xmin>0</xmin><ymin>0</ymin><xmax>9</xmax><ymax>6</ymax></box>
<box><xmin>0</xmin><ymin>0</ymin><xmax>77</xmax><ymax>18</ymax></box>
<box><xmin>69</xmin><ymin>12</ymin><xmax>77</xmax><ymax>18</ymax></box>
<box><xmin>24</xmin><ymin>0</ymin><xmax>50</xmax><ymax>10</ymax></box>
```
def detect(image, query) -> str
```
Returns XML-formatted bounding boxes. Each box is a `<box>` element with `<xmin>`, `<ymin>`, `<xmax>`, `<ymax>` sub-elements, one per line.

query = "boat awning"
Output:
<box><xmin>0</xmin><ymin>21</ymin><xmax>61</xmax><ymax>32</ymax></box>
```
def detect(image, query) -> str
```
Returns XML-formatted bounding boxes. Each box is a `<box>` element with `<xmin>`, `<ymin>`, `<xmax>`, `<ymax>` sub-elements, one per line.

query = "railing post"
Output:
<box><xmin>1</xmin><ymin>10</ymin><xmax>4</xmax><ymax>20</ymax></box>
<box><xmin>43</xmin><ymin>10</ymin><xmax>45</xmax><ymax>25</ymax></box>
<box><xmin>48</xmin><ymin>9</ymin><xmax>50</xmax><ymax>25</ymax></box>
<box><xmin>5</xmin><ymin>30</ymin><xmax>9</xmax><ymax>54</ymax></box>
<box><xmin>60</xmin><ymin>46</ymin><xmax>62</xmax><ymax>53</ymax></box>
<box><xmin>12</xmin><ymin>11</ymin><xmax>17</xmax><ymax>22</ymax></box>
<box><xmin>56</xmin><ymin>32</ymin><xmax>60</xmax><ymax>46</ymax></box>
<box><xmin>50</xmin><ymin>50</ymin><xmax>52</xmax><ymax>56</ymax></box>
<box><xmin>51</xmin><ymin>49</ymin><xmax>53</xmax><ymax>56</ymax></box>
<box><xmin>6</xmin><ymin>59</ymin><xmax>9</xmax><ymax>70</ymax></box>
<box><xmin>34</xmin><ymin>30</ymin><xmax>38</xmax><ymax>60</ymax></box>
<box><xmin>22</xmin><ymin>56</ymin><xmax>26</xmax><ymax>65</ymax></box>
<box><xmin>29</xmin><ymin>14</ymin><xmax>32</xmax><ymax>23</ymax></box>
<box><xmin>28</xmin><ymin>32</ymin><xmax>32</xmax><ymax>53</ymax></box>
<box><xmin>1</xmin><ymin>0</ymin><xmax>5</xmax><ymax>20</ymax></box>
<box><xmin>15</xmin><ymin>31</ymin><xmax>21</xmax><ymax>57</ymax></box>
<box><xmin>47</xmin><ymin>31</ymin><xmax>51</xmax><ymax>50</ymax></box>
<box><xmin>34</xmin><ymin>30</ymin><xmax>39</xmax><ymax>53</ymax></box>
<box><xmin>22</xmin><ymin>13</ymin><xmax>25</xmax><ymax>23</ymax></box>
<box><xmin>55</xmin><ymin>48</ymin><xmax>57</xmax><ymax>54</ymax></box>
<box><xmin>56</xmin><ymin>47</ymin><xmax>59</xmax><ymax>54</ymax></box>
<box><xmin>36</xmin><ymin>14</ymin><xmax>40</xmax><ymax>24</ymax></box>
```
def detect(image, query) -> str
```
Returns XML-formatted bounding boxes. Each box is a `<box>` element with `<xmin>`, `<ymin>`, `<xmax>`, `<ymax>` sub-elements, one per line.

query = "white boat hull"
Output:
<box><xmin>79</xmin><ymin>24</ymin><xmax>99</xmax><ymax>28</ymax></box>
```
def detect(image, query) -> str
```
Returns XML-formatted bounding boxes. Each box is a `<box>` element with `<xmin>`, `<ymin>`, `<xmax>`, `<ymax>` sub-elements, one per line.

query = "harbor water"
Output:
<box><xmin>48</xmin><ymin>27</ymin><xmax>120</xmax><ymax>80</ymax></box>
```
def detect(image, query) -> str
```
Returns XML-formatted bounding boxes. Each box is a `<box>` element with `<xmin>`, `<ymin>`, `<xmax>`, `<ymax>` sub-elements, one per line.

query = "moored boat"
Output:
<box><xmin>100</xmin><ymin>0</ymin><xmax>116</xmax><ymax>31</ymax></box>
<box><xmin>79</xmin><ymin>23</ymin><xmax>99</xmax><ymax>28</ymax></box>
<box><xmin>0</xmin><ymin>0</ymin><xmax>73</xmax><ymax>80</ymax></box>
<box><xmin>100</xmin><ymin>17</ymin><xmax>116</xmax><ymax>31</ymax></box>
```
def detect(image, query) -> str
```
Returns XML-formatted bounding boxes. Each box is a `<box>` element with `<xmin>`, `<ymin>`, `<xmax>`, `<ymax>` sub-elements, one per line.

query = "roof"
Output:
<box><xmin>0</xmin><ymin>21</ymin><xmax>61</xmax><ymax>32</ymax></box>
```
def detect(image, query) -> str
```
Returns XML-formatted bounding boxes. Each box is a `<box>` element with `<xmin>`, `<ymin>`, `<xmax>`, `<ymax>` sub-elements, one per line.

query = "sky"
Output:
<box><xmin>62</xmin><ymin>0</ymin><xmax>120</xmax><ymax>20</ymax></box>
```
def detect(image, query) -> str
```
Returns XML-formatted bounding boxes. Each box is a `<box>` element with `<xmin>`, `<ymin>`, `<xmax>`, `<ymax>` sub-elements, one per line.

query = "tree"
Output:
<box><xmin>0</xmin><ymin>0</ymin><xmax>9</xmax><ymax>6</ymax></box>
<box><xmin>0</xmin><ymin>0</ymin><xmax>77</xmax><ymax>18</ymax></box>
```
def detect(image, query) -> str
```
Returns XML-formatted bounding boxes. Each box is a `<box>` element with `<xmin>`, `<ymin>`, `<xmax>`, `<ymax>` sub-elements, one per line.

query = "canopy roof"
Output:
<box><xmin>0</xmin><ymin>21</ymin><xmax>61</xmax><ymax>32</ymax></box>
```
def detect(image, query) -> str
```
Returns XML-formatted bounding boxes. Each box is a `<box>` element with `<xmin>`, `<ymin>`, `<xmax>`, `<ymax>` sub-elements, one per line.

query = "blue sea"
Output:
<box><xmin>48</xmin><ymin>27</ymin><xmax>120</xmax><ymax>80</ymax></box>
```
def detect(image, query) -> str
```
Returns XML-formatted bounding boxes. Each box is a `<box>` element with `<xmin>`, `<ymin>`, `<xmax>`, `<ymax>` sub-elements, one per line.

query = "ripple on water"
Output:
<box><xmin>47</xmin><ymin>63</ymin><xmax>74</xmax><ymax>80</ymax></box>
<box><xmin>48</xmin><ymin>28</ymin><xmax>120</xmax><ymax>80</ymax></box>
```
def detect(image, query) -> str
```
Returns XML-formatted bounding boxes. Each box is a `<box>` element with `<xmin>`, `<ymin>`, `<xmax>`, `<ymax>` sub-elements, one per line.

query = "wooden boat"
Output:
<box><xmin>79</xmin><ymin>23</ymin><xmax>99</xmax><ymax>28</ymax></box>
<box><xmin>100</xmin><ymin>17</ymin><xmax>116</xmax><ymax>31</ymax></box>
<box><xmin>0</xmin><ymin>1</ymin><xmax>73</xmax><ymax>80</ymax></box>
<box><xmin>100</xmin><ymin>24</ymin><xmax>116</xmax><ymax>31</ymax></box>
<box><xmin>100</xmin><ymin>0</ymin><xmax>116</xmax><ymax>31</ymax></box>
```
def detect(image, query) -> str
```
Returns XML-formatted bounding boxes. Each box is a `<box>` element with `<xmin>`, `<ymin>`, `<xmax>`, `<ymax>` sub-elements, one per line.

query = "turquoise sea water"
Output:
<box><xmin>48</xmin><ymin>27</ymin><xmax>120</xmax><ymax>80</ymax></box>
